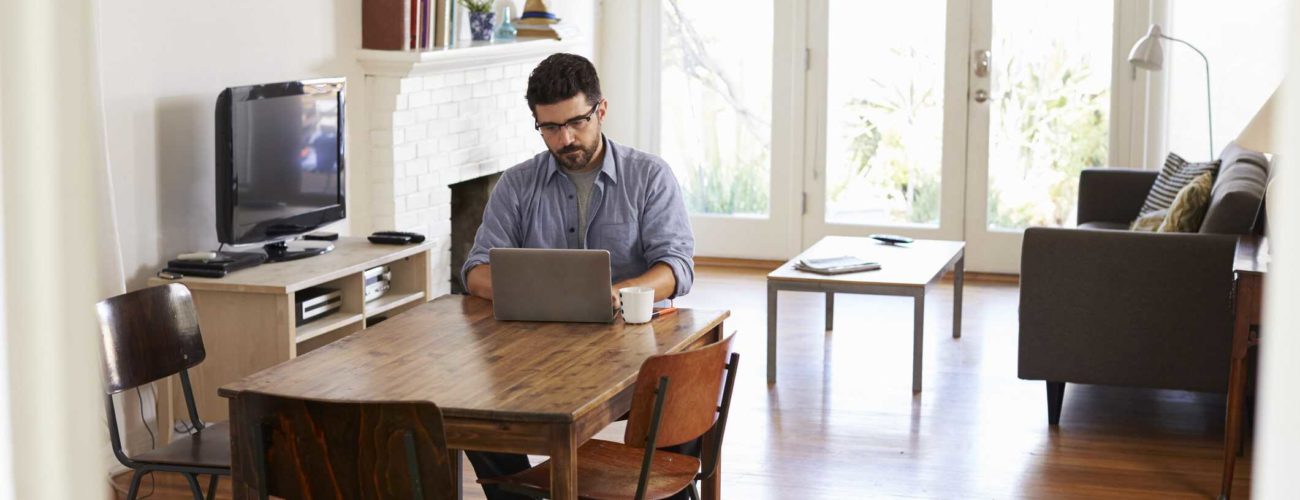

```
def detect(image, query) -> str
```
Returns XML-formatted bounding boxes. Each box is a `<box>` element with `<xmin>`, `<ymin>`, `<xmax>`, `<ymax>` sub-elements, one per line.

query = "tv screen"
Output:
<box><xmin>216</xmin><ymin>78</ymin><xmax>346</xmax><ymax>245</ymax></box>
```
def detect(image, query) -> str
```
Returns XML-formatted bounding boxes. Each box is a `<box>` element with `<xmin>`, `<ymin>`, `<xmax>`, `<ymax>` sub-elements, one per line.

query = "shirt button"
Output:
<box><xmin>568</xmin><ymin>195</ymin><xmax>574</xmax><ymax>199</ymax></box>
<box><xmin>569</xmin><ymin>227</ymin><xmax>575</xmax><ymax>233</ymax></box>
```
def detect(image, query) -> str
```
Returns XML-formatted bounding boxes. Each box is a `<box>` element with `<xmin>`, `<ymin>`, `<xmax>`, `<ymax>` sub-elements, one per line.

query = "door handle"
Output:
<box><xmin>973</xmin><ymin>49</ymin><xmax>991</xmax><ymax>78</ymax></box>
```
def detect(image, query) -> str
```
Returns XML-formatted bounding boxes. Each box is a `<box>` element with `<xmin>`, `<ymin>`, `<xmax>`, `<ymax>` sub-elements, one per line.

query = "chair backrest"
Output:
<box><xmin>95</xmin><ymin>283</ymin><xmax>206</xmax><ymax>394</ymax></box>
<box><xmin>624</xmin><ymin>333</ymin><xmax>736</xmax><ymax>448</ymax></box>
<box><xmin>243</xmin><ymin>393</ymin><xmax>457</xmax><ymax>500</ymax></box>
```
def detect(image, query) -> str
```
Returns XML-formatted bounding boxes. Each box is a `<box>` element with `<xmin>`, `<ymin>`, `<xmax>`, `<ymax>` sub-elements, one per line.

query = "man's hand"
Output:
<box><xmin>610</xmin><ymin>286</ymin><xmax>622</xmax><ymax>312</ymax></box>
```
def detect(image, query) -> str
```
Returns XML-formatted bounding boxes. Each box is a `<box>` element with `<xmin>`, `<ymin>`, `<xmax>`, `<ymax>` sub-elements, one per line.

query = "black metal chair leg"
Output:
<box><xmin>206</xmin><ymin>474</ymin><xmax>220</xmax><ymax>500</ymax></box>
<box><xmin>183</xmin><ymin>473</ymin><xmax>205</xmax><ymax>500</ymax></box>
<box><xmin>125</xmin><ymin>469</ymin><xmax>145</xmax><ymax>500</ymax></box>
<box><xmin>687</xmin><ymin>483</ymin><xmax>700</xmax><ymax>500</ymax></box>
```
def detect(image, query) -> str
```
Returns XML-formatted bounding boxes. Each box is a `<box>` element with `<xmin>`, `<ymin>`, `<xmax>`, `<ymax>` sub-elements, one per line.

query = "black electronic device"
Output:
<box><xmin>161</xmin><ymin>267</ymin><xmax>227</xmax><ymax>279</ymax></box>
<box><xmin>869</xmin><ymin>234</ymin><xmax>915</xmax><ymax>245</ymax></box>
<box><xmin>166</xmin><ymin>251</ymin><xmax>266</xmax><ymax>273</ymax></box>
<box><xmin>368</xmin><ymin>234</ymin><xmax>412</xmax><ymax>245</ymax></box>
<box><xmin>302</xmin><ymin>231</ymin><xmax>339</xmax><ymax>241</ymax></box>
<box><xmin>215</xmin><ymin>77</ymin><xmax>347</xmax><ymax>262</ymax></box>
<box><xmin>372</xmin><ymin>231</ymin><xmax>426</xmax><ymax>243</ymax></box>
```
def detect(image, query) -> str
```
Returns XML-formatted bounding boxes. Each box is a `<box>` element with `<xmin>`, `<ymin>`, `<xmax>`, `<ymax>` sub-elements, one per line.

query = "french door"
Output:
<box><xmin>648</xmin><ymin>0</ymin><xmax>1142</xmax><ymax>271</ymax></box>
<box><xmin>804</xmin><ymin>0</ymin><xmax>1121</xmax><ymax>273</ymax></box>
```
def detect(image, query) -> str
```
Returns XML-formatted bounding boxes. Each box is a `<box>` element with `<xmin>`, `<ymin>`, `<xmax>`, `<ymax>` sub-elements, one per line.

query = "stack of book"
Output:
<box><xmin>364</xmin><ymin>265</ymin><xmax>392</xmax><ymax>302</ymax></box>
<box><xmin>795</xmin><ymin>256</ymin><xmax>881</xmax><ymax>275</ymax></box>
<box><xmin>515</xmin><ymin>21</ymin><xmax>580</xmax><ymax>40</ymax></box>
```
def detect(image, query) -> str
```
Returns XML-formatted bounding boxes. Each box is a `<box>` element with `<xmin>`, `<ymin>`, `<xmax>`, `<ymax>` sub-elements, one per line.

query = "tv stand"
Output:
<box><xmin>263</xmin><ymin>240</ymin><xmax>331</xmax><ymax>262</ymax></box>
<box><xmin>147</xmin><ymin>237</ymin><xmax>433</xmax><ymax>440</ymax></box>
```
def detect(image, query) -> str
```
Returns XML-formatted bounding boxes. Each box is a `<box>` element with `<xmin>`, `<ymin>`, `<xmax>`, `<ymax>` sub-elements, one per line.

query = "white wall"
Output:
<box><xmin>100</xmin><ymin>0</ymin><xmax>366</xmax><ymax>290</ymax></box>
<box><xmin>1163</xmin><ymin>0</ymin><xmax>1287</xmax><ymax>162</ymax></box>
<box><xmin>101</xmin><ymin>0</ymin><xmax>597</xmax><ymax>291</ymax></box>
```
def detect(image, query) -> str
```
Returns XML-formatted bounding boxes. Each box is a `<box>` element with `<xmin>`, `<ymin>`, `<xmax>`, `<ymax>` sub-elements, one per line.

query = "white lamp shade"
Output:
<box><xmin>1237</xmin><ymin>86</ymin><xmax>1281</xmax><ymax>153</ymax></box>
<box><xmin>1128</xmin><ymin>24</ymin><xmax>1164</xmax><ymax>71</ymax></box>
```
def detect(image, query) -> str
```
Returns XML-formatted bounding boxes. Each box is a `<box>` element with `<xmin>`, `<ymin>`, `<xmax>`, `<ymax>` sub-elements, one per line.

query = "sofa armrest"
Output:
<box><xmin>1077</xmin><ymin>168</ymin><xmax>1158</xmax><ymax>225</ymax></box>
<box><xmin>1018</xmin><ymin>227</ymin><xmax>1237</xmax><ymax>393</ymax></box>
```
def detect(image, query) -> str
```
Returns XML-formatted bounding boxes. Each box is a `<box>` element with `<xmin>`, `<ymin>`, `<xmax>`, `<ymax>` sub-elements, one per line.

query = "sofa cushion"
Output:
<box><xmin>1128</xmin><ymin>209</ymin><xmax>1167</xmax><ymax>232</ymax></box>
<box><xmin>1201</xmin><ymin>141</ymin><xmax>1268</xmax><ymax>235</ymax></box>
<box><xmin>1139</xmin><ymin>152</ymin><xmax>1220</xmax><ymax>216</ymax></box>
<box><xmin>1081</xmin><ymin>221</ymin><xmax>1133</xmax><ymax>231</ymax></box>
<box><xmin>1158</xmin><ymin>172</ymin><xmax>1214</xmax><ymax>232</ymax></box>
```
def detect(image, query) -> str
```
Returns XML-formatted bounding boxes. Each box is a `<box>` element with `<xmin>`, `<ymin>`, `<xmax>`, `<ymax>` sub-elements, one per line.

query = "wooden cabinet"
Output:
<box><xmin>147</xmin><ymin>237</ymin><xmax>434</xmax><ymax>438</ymax></box>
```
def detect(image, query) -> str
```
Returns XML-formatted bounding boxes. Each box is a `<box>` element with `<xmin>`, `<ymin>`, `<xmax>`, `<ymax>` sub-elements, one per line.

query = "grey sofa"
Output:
<box><xmin>1018</xmin><ymin>142</ymin><xmax>1269</xmax><ymax>425</ymax></box>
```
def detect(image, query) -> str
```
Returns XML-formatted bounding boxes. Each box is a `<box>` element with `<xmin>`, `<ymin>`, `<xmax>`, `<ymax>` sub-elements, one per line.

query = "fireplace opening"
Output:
<box><xmin>449</xmin><ymin>172</ymin><xmax>503</xmax><ymax>294</ymax></box>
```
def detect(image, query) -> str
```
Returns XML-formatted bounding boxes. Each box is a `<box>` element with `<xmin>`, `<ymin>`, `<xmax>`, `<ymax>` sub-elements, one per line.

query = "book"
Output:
<box><xmin>794</xmin><ymin>256</ymin><xmax>881</xmax><ymax>275</ymax></box>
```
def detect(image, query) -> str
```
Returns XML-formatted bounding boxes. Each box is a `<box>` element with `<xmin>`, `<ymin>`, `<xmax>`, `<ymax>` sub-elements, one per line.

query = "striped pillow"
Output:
<box><xmin>1139</xmin><ymin>152</ymin><xmax>1220</xmax><ymax>216</ymax></box>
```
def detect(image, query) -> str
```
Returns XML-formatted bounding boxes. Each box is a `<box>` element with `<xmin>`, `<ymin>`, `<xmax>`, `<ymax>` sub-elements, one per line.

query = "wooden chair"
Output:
<box><xmin>480</xmin><ymin>334</ymin><xmax>740</xmax><ymax>500</ymax></box>
<box><xmin>96</xmin><ymin>284</ymin><xmax>231</xmax><ymax>500</ymax></box>
<box><xmin>239</xmin><ymin>393</ymin><xmax>458</xmax><ymax>499</ymax></box>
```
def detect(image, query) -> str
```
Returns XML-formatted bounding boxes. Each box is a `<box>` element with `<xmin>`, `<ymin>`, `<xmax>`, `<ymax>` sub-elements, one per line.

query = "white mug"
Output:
<box><xmin>619</xmin><ymin>286</ymin><xmax>655</xmax><ymax>324</ymax></box>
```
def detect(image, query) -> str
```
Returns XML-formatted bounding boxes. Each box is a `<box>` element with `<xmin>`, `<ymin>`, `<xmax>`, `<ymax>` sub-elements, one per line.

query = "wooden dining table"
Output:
<box><xmin>219</xmin><ymin>294</ymin><xmax>729</xmax><ymax>500</ymax></box>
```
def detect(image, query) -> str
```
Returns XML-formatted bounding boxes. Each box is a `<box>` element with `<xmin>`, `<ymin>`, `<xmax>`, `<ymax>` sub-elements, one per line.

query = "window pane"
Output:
<box><xmin>986</xmin><ymin>0</ymin><xmax>1111</xmax><ymax>230</ymax></box>
<box><xmin>660</xmin><ymin>0</ymin><xmax>773</xmax><ymax>216</ymax></box>
<box><xmin>825</xmin><ymin>0</ymin><xmax>946</xmax><ymax>227</ymax></box>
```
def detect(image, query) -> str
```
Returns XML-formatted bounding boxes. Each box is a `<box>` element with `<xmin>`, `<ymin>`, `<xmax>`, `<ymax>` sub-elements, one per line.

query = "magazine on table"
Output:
<box><xmin>795</xmin><ymin>256</ymin><xmax>881</xmax><ymax>275</ymax></box>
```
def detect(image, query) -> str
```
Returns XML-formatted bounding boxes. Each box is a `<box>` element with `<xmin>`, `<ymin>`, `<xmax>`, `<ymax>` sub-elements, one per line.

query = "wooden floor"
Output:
<box><xmin>113</xmin><ymin>265</ymin><xmax>1251</xmax><ymax>499</ymax></box>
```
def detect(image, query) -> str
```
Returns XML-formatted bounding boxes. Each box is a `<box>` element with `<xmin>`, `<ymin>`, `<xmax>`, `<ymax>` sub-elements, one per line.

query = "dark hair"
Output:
<box><xmin>525</xmin><ymin>53</ymin><xmax>602</xmax><ymax>112</ymax></box>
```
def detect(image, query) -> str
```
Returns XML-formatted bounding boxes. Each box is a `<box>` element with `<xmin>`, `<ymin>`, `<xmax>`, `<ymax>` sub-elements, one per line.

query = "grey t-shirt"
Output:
<box><xmin>563</xmin><ymin>167</ymin><xmax>601</xmax><ymax>247</ymax></box>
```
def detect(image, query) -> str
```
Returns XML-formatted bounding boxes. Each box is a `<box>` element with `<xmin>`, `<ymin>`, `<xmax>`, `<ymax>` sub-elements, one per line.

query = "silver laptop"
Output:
<box><xmin>490</xmin><ymin>248</ymin><xmax>615</xmax><ymax>323</ymax></box>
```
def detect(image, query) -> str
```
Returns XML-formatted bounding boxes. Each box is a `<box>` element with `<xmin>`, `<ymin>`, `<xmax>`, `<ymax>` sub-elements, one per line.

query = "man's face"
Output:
<box><xmin>534</xmin><ymin>93</ymin><xmax>606</xmax><ymax>171</ymax></box>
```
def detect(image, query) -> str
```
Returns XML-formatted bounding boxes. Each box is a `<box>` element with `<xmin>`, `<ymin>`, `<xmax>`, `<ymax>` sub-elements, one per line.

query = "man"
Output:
<box><xmin>460</xmin><ymin>54</ymin><xmax>695</xmax><ymax>498</ymax></box>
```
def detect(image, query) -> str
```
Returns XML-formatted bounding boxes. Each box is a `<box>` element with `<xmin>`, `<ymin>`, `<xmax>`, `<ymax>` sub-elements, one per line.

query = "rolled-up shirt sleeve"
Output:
<box><xmin>460</xmin><ymin>171</ymin><xmax>521</xmax><ymax>290</ymax></box>
<box><xmin>640</xmin><ymin>161</ymin><xmax>695</xmax><ymax>298</ymax></box>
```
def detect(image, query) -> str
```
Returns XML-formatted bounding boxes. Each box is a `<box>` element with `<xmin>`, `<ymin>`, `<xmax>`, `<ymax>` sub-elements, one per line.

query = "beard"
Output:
<box><xmin>551</xmin><ymin>135</ymin><xmax>601</xmax><ymax>171</ymax></box>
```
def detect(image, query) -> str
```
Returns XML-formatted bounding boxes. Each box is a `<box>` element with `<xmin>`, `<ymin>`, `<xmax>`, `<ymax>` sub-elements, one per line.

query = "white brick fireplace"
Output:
<box><xmin>359</xmin><ymin>39</ymin><xmax>584</xmax><ymax>297</ymax></box>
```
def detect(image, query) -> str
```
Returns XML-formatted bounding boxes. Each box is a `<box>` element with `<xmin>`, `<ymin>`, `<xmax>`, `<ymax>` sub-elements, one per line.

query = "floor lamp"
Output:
<box><xmin>1128</xmin><ymin>24</ymin><xmax>1215</xmax><ymax>161</ymax></box>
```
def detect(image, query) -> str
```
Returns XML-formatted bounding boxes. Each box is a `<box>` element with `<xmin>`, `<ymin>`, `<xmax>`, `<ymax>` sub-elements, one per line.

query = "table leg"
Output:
<box><xmin>953</xmin><ymin>254</ymin><xmax>964</xmax><ymax>339</ymax></box>
<box><xmin>449</xmin><ymin>448</ymin><xmax>463</xmax><ymax>500</ymax></box>
<box><xmin>550</xmin><ymin>424</ymin><xmax>578</xmax><ymax>500</ymax></box>
<box><xmin>912</xmin><ymin>290</ymin><xmax>925</xmax><ymax>393</ymax></box>
<box><xmin>767</xmin><ymin>283</ymin><xmax>778</xmax><ymax>384</ymax></box>
<box><xmin>825</xmin><ymin>292</ymin><xmax>834</xmax><ymax>331</ymax></box>
<box><xmin>1221</xmin><ymin>352</ymin><xmax>1248</xmax><ymax>500</ymax></box>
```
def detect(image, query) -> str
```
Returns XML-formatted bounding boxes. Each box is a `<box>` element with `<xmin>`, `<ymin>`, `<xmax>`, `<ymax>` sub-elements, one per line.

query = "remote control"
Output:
<box><xmin>870</xmin><ymin>234</ymin><xmax>914</xmax><ymax>245</ymax></box>
<box><xmin>372</xmin><ymin>231</ymin><xmax>426</xmax><ymax>243</ymax></box>
<box><xmin>368</xmin><ymin>234</ymin><xmax>413</xmax><ymax>245</ymax></box>
<box><xmin>161</xmin><ymin>267</ymin><xmax>227</xmax><ymax>278</ymax></box>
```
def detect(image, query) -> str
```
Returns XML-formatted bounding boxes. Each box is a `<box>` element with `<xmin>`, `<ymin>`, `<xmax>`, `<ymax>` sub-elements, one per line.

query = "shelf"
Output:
<box><xmin>357</xmin><ymin>36</ymin><xmax>584</xmax><ymax>76</ymax></box>
<box><xmin>295</xmin><ymin>312</ymin><xmax>365</xmax><ymax>344</ymax></box>
<box><xmin>365</xmin><ymin>291</ymin><xmax>427</xmax><ymax>316</ymax></box>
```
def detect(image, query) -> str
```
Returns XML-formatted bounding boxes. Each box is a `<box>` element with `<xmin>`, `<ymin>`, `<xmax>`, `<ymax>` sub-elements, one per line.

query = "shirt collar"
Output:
<box><xmin>545</xmin><ymin>135</ymin><xmax>618</xmax><ymax>185</ymax></box>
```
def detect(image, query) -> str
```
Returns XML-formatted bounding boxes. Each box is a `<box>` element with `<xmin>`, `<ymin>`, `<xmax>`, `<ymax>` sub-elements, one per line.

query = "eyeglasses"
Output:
<box><xmin>535</xmin><ymin>101</ymin><xmax>601</xmax><ymax>136</ymax></box>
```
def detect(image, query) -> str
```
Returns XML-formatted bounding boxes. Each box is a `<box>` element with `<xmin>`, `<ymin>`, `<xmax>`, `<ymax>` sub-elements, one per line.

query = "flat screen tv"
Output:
<box><xmin>215</xmin><ymin>77</ymin><xmax>346</xmax><ymax>261</ymax></box>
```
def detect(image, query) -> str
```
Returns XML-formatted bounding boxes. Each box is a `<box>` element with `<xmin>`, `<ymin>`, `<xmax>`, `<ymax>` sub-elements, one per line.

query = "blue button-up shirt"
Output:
<box><xmin>461</xmin><ymin>137</ymin><xmax>695</xmax><ymax>298</ymax></box>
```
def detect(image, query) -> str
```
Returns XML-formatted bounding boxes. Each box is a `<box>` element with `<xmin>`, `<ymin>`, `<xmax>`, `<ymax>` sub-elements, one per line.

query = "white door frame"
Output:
<box><xmin>961</xmin><ymin>0</ymin><xmax>1154</xmax><ymax>273</ymax></box>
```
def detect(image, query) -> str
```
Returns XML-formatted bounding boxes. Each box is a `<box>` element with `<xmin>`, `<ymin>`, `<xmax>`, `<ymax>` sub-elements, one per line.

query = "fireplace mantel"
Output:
<box><xmin>358</xmin><ymin>37</ymin><xmax>584</xmax><ymax>77</ymax></box>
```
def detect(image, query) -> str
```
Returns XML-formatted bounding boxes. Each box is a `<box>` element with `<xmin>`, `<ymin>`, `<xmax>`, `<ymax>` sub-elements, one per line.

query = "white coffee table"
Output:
<box><xmin>766</xmin><ymin>236</ymin><xmax>966</xmax><ymax>392</ymax></box>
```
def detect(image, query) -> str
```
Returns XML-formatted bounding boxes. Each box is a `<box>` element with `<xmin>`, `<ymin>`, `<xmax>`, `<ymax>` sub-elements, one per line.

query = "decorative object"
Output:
<box><xmin>516</xmin><ymin>0</ymin><xmax>579</xmax><ymax>40</ymax></box>
<box><xmin>459</xmin><ymin>0</ymin><xmax>495</xmax><ymax>41</ymax></box>
<box><xmin>1128</xmin><ymin>24</ymin><xmax>1215</xmax><ymax>160</ymax></box>
<box><xmin>495</xmin><ymin>5</ymin><xmax>517</xmax><ymax>41</ymax></box>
